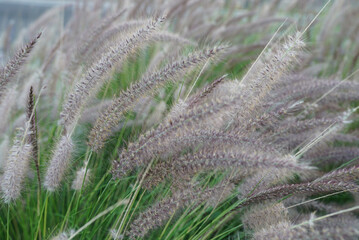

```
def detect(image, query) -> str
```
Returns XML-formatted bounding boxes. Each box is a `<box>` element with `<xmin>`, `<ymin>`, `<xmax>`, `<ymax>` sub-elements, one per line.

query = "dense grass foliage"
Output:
<box><xmin>0</xmin><ymin>1</ymin><xmax>359</xmax><ymax>239</ymax></box>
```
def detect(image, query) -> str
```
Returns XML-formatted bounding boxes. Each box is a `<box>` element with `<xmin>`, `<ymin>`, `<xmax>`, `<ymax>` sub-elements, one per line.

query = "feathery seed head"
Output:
<box><xmin>44</xmin><ymin>135</ymin><xmax>73</xmax><ymax>192</ymax></box>
<box><xmin>1</xmin><ymin>129</ymin><xmax>32</xmax><ymax>203</ymax></box>
<box><xmin>0</xmin><ymin>32</ymin><xmax>41</xmax><ymax>100</ymax></box>
<box><xmin>89</xmin><ymin>45</ymin><xmax>225</xmax><ymax>151</ymax></box>
<box><xmin>60</xmin><ymin>16</ymin><xmax>165</xmax><ymax>130</ymax></box>
<box><xmin>71</xmin><ymin>161</ymin><xmax>91</xmax><ymax>190</ymax></box>
<box><xmin>242</xmin><ymin>202</ymin><xmax>289</xmax><ymax>232</ymax></box>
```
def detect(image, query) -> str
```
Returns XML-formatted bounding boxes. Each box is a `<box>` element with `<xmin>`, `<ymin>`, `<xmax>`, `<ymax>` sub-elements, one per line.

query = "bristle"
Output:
<box><xmin>75</xmin><ymin>10</ymin><xmax>126</xmax><ymax>63</ymax></box>
<box><xmin>83</xmin><ymin>20</ymin><xmax>148</xmax><ymax>62</ymax></box>
<box><xmin>88</xmin><ymin>45</ymin><xmax>225</xmax><ymax>151</ymax></box>
<box><xmin>71</xmin><ymin>161</ymin><xmax>91</xmax><ymax>190</ymax></box>
<box><xmin>51</xmin><ymin>229</ymin><xmax>75</xmax><ymax>240</ymax></box>
<box><xmin>150</xmin><ymin>31</ymin><xmax>197</xmax><ymax>46</ymax></box>
<box><xmin>314</xmin><ymin>165</ymin><xmax>359</xmax><ymax>183</ymax></box>
<box><xmin>253</xmin><ymin>221</ymin><xmax>305</xmax><ymax>240</ymax></box>
<box><xmin>44</xmin><ymin>135</ymin><xmax>73</xmax><ymax>192</ymax></box>
<box><xmin>238</xmin><ymin>167</ymin><xmax>298</xmax><ymax>198</ymax></box>
<box><xmin>187</xmin><ymin>74</ymin><xmax>227</xmax><ymax>108</ymax></box>
<box><xmin>174</xmin><ymin>149</ymin><xmax>310</xmax><ymax>177</ymax></box>
<box><xmin>253</xmin><ymin>219</ymin><xmax>359</xmax><ymax>240</ymax></box>
<box><xmin>303</xmin><ymin>147</ymin><xmax>359</xmax><ymax>166</ymax></box>
<box><xmin>0</xmin><ymin>136</ymin><xmax>9</xmax><ymax>170</ymax></box>
<box><xmin>60</xmin><ymin>17</ymin><xmax>165</xmax><ymax>130</ymax></box>
<box><xmin>230</xmin><ymin>32</ymin><xmax>305</xmax><ymax>132</ymax></box>
<box><xmin>1</xmin><ymin>129</ymin><xmax>32</xmax><ymax>203</ymax></box>
<box><xmin>0</xmin><ymin>32</ymin><xmax>41</xmax><ymax>100</ymax></box>
<box><xmin>26</xmin><ymin>86</ymin><xmax>40</xmax><ymax>190</ymax></box>
<box><xmin>0</xmin><ymin>85</ymin><xmax>18</xmax><ymax>133</ymax></box>
<box><xmin>238</xmin><ymin>179</ymin><xmax>357</xmax><ymax>208</ymax></box>
<box><xmin>128</xmin><ymin>181</ymin><xmax>233</xmax><ymax>238</ymax></box>
<box><xmin>242</xmin><ymin>202</ymin><xmax>289</xmax><ymax>232</ymax></box>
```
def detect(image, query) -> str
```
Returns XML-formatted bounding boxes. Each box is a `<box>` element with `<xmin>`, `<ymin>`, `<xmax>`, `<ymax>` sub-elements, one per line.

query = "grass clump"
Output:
<box><xmin>1</xmin><ymin>1</ymin><xmax>359</xmax><ymax>239</ymax></box>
